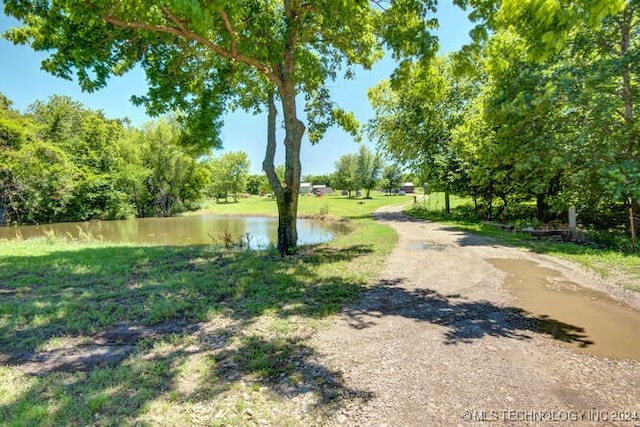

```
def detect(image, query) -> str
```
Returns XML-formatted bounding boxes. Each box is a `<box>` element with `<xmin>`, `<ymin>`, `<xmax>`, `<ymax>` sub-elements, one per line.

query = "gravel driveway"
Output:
<box><xmin>312</xmin><ymin>204</ymin><xmax>640</xmax><ymax>426</ymax></box>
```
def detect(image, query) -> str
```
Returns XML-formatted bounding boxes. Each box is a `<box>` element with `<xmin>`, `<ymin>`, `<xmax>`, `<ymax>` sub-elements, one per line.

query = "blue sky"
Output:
<box><xmin>0</xmin><ymin>2</ymin><xmax>473</xmax><ymax>175</ymax></box>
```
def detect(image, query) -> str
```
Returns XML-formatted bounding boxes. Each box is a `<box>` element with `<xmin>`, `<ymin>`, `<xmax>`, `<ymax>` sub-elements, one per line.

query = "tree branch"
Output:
<box><xmin>220</xmin><ymin>11</ymin><xmax>237</xmax><ymax>56</ymax></box>
<box><xmin>161</xmin><ymin>6</ymin><xmax>188</xmax><ymax>34</ymax></box>
<box><xmin>370</xmin><ymin>0</ymin><xmax>389</xmax><ymax>11</ymax></box>
<box><xmin>102</xmin><ymin>12</ymin><xmax>281</xmax><ymax>87</ymax></box>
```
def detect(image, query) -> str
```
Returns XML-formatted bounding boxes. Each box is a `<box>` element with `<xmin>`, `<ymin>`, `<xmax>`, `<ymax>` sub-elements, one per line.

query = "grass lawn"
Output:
<box><xmin>196</xmin><ymin>193</ymin><xmax>414</xmax><ymax>219</ymax></box>
<box><xmin>0</xmin><ymin>195</ymin><xmax>406</xmax><ymax>425</ymax></box>
<box><xmin>407</xmin><ymin>193</ymin><xmax>640</xmax><ymax>292</ymax></box>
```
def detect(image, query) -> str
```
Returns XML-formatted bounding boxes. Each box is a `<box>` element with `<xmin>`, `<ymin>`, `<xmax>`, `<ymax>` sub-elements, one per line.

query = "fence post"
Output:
<box><xmin>568</xmin><ymin>206</ymin><xmax>577</xmax><ymax>240</ymax></box>
<box><xmin>631</xmin><ymin>207</ymin><xmax>637</xmax><ymax>252</ymax></box>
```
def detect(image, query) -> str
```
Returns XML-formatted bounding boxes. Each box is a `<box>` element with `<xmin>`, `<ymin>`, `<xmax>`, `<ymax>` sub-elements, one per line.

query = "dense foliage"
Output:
<box><xmin>369</xmin><ymin>0</ymin><xmax>639</xmax><ymax>234</ymax></box>
<box><xmin>0</xmin><ymin>95</ymin><xmax>208</xmax><ymax>224</ymax></box>
<box><xmin>3</xmin><ymin>0</ymin><xmax>440</xmax><ymax>255</ymax></box>
<box><xmin>332</xmin><ymin>146</ymin><xmax>383</xmax><ymax>198</ymax></box>
<box><xmin>206</xmin><ymin>151</ymin><xmax>250</xmax><ymax>203</ymax></box>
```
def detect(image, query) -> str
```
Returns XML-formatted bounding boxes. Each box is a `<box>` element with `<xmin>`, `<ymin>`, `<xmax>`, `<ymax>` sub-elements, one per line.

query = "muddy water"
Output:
<box><xmin>489</xmin><ymin>259</ymin><xmax>640</xmax><ymax>361</ymax></box>
<box><xmin>0</xmin><ymin>215</ymin><xmax>345</xmax><ymax>248</ymax></box>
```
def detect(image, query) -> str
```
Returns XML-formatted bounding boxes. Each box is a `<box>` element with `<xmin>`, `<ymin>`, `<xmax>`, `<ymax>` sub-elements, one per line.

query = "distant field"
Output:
<box><xmin>195</xmin><ymin>193</ymin><xmax>415</xmax><ymax>219</ymax></box>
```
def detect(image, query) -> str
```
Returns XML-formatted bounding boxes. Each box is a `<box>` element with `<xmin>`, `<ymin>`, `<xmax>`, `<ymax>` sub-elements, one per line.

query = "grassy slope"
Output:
<box><xmin>0</xmin><ymin>195</ymin><xmax>407</xmax><ymax>425</ymax></box>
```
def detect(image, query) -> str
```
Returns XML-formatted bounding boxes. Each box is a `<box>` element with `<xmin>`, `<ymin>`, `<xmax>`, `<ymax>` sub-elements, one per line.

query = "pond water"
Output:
<box><xmin>0</xmin><ymin>215</ymin><xmax>346</xmax><ymax>248</ymax></box>
<box><xmin>489</xmin><ymin>258</ymin><xmax>640</xmax><ymax>361</ymax></box>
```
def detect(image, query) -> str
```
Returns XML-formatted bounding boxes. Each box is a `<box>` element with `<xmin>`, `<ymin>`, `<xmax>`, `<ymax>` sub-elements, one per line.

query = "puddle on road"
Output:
<box><xmin>408</xmin><ymin>242</ymin><xmax>447</xmax><ymax>251</ymax></box>
<box><xmin>489</xmin><ymin>259</ymin><xmax>640</xmax><ymax>361</ymax></box>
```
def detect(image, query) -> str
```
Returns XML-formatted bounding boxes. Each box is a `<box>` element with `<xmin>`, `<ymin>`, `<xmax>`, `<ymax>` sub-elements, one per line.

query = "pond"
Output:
<box><xmin>0</xmin><ymin>215</ymin><xmax>347</xmax><ymax>249</ymax></box>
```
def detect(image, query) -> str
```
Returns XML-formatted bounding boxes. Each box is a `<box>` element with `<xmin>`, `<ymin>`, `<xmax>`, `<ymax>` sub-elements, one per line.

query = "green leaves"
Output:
<box><xmin>0</xmin><ymin>94</ymin><xmax>209</xmax><ymax>223</ymax></box>
<box><xmin>205</xmin><ymin>151</ymin><xmax>250</xmax><ymax>203</ymax></box>
<box><xmin>495</xmin><ymin>0</ymin><xmax>626</xmax><ymax>59</ymax></box>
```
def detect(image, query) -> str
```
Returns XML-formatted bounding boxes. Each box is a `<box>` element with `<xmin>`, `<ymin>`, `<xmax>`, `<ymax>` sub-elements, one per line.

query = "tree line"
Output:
<box><xmin>331</xmin><ymin>145</ymin><xmax>405</xmax><ymax>198</ymax></box>
<box><xmin>369</xmin><ymin>1</ymin><xmax>639</xmax><ymax>231</ymax></box>
<box><xmin>0</xmin><ymin>94</ymin><xmax>253</xmax><ymax>225</ymax></box>
<box><xmin>6</xmin><ymin>0</ymin><xmax>634</xmax><ymax>253</ymax></box>
<box><xmin>0</xmin><ymin>91</ymin><xmax>401</xmax><ymax>227</ymax></box>
<box><xmin>3</xmin><ymin>0</ymin><xmax>434</xmax><ymax>255</ymax></box>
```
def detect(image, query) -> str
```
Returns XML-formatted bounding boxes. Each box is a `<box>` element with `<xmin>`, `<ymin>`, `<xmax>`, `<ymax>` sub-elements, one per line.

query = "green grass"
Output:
<box><xmin>0</xmin><ymin>197</ymin><xmax>400</xmax><ymax>425</ymax></box>
<box><xmin>195</xmin><ymin>193</ymin><xmax>415</xmax><ymax>219</ymax></box>
<box><xmin>406</xmin><ymin>195</ymin><xmax>640</xmax><ymax>291</ymax></box>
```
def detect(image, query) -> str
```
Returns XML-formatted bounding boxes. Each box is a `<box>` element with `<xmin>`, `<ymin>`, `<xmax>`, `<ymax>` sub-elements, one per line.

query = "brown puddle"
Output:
<box><xmin>489</xmin><ymin>259</ymin><xmax>640</xmax><ymax>361</ymax></box>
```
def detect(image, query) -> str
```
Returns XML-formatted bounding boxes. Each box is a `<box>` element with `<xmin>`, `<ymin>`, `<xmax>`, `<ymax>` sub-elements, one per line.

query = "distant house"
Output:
<box><xmin>401</xmin><ymin>182</ymin><xmax>415</xmax><ymax>194</ymax></box>
<box><xmin>312</xmin><ymin>185</ymin><xmax>333</xmax><ymax>196</ymax></box>
<box><xmin>300</xmin><ymin>182</ymin><xmax>312</xmax><ymax>195</ymax></box>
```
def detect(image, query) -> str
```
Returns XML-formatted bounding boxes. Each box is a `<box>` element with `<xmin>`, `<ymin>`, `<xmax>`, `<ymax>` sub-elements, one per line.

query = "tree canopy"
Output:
<box><xmin>0</xmin><ymin>94</ymin><xmax>208</xmax><ymax>224</ymax></box>
<box><xmin>206</xmin><ymin>151</ymin><xmax>250</xmax><ymax>203</ymax></box>
<box><xmin>369</xmin><ymin>0</ymin><xmax>639</xmax><ymax>231</ymax></box>
<box><xmin>5</xmin><ymin>0</ymin><xmax>437</xmax><ymax>254</ymax></box>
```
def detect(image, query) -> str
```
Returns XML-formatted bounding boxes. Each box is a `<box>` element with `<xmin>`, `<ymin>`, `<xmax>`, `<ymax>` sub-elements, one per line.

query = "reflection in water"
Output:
<box><xmin>489</xmin><ymin>258</ymin><xmax>640</xmax><ymax>361</ymax></box>
<box><xmin>0</xmin><ymin>215</ymin><xmax>346</xmax><ymax>248</ymax></box>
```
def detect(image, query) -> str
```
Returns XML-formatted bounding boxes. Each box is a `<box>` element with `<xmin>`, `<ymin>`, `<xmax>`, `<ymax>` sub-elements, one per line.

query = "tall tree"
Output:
<box><xmin>488</xmin><ymin>0</ymin><xmax>639</xmax><ymax>214</ymax></box>
<box><xmin>29</xmin><ymin>95</ymin><xmax>137</xmax><ymax>220</ymax></box>
<box><xmin>356</xmin><ymin>145</ymin><xmax>383</xmax><ymax>198</ymax></box>
<box><xmin>333</xmin><ymin>153</ymin><xmax>359</xmax><ymax>198</ymax></box>
<box><xmin>0</xmin><ymin>95</ymin><xmax>40</xmax><ymax>224</ymax></box>
<box><xmin>368</xmin><ymin>55</ymin><xmax>478</xmax><ymax>213</ymax></box>
<box><xmin>137</xmin><ymin>119</ymin><xmax>207</xmax><ymax>217</ymax></box>
<box><xmin>465</xmin><ymin>30</ymin><xmax>577</xmax><ymax>221</ymax></box>
<box><xmin>381</xmin><ymin>163</ymin><xmax>404</xmax><ymax>195</ymax></box>
<box><xmin>4</xmin><ymin>1</ymin><xmax>435</xmax><ymax>255</ymax></box>
<box><xmin>207</xmin><ymin>151</ymin><xmax>250</xmax><ymax>203</ymax></box>
<box><xmin>246</xmin><ymin>174</ymin><xmax>270</xmax><ymax>196</ymax></box>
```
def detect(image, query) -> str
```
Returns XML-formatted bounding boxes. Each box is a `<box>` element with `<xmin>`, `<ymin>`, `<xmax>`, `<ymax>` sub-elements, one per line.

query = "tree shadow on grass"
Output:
<box><xmin>0</xmin><ymin>242</ymin><xmax>375</xmax><ymax>424</ymax></box>
<box><xmin>343</xmin><ymin>279</ymin><xmax>593</xmax><ymax>347</ymax></box>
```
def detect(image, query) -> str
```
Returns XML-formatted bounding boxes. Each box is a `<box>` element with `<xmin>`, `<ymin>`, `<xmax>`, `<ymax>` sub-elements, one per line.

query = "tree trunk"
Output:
<box><xmin>536</xmin><ymin>193</ymin><xmax>548</xmax><ymax>222</ymax></box>
<box><xmin>0</xmin><ymin>192</ymin><xmax>6</xmax><ymax>226</ymax></box>
<box><xmin>444</xmin><ymin>191</ymin><xmax>451</xmax><ymax>216</ymax></box>
<box><xmin>620</xmin><ymin>8</ymin><xmax>638</xmax><ymax>214</ymax></box>
<box><xmin>632</xmin><ymin>198</ymin><xmax>639</xmax><ymax>237</ymax></box>
<box><xmin>263</xmin><ymin>3</ymin><xmax>304</xmax><ymax>256</ymax></box>
<box><xmin>278</xmin><ymin>111</ymin><xmax>304</xmax><ymax>255</ymax></box>
<box><xmin>263</xmin><ymin>89</ymin><xmax>304</xmax><ymax>256</ymax></box>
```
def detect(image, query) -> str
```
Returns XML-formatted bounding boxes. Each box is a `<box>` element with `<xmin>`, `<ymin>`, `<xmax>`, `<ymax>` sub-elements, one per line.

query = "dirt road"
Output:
<box><xmin>313</xmin><ymin>204</ymin><xmax>640</xmax><ymax>426</ymax></box>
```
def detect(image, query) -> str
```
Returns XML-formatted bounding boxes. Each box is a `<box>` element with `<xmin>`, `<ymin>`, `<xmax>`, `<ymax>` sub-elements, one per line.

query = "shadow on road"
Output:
<box><xmin>343</xmin><ymin>278</ymin><xmax>592</xmax><ymax>347</ymax></box>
